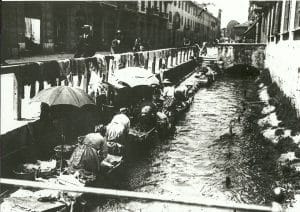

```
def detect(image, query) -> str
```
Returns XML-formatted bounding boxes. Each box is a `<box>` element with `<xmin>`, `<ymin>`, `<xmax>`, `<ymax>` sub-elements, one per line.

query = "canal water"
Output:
<box><xmin>95</xmin><ymin>76</ymin><xmax>282</xmax><ymax>211</ymax></box>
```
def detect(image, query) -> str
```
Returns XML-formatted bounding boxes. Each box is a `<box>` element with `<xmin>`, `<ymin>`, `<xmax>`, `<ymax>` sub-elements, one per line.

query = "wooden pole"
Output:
<box><xmin>0</xmin><ymin>178</ymin><xmax>273</xmax><ymax>212</ymax></box>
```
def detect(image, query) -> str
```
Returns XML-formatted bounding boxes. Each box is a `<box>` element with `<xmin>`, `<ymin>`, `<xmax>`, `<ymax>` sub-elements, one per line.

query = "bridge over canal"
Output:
<box><xmin>215</xmin><ymin>43</ymin><xmax>266</xmax><ymax>71</ymax></box>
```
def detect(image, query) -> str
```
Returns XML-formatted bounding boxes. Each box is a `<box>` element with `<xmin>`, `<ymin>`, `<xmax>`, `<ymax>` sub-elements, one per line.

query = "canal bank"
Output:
<box><xmin>256</xmin><ymin>69</ymin><xmax>300</xmax><ymax>211</ymax></box>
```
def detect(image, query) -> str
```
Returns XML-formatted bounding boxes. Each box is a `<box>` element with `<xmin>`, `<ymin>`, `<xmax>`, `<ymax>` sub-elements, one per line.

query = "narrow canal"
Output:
<box><xmin>97</xmin><ymin>75</ymin><xmax>282</xmax><ymax>211</ymax></box>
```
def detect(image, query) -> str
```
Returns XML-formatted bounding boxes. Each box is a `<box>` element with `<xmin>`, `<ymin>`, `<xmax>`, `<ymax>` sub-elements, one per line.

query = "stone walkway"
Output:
<box><xmin>4</xmin><ymin>51</ymin><xmax>110</xmax><ymax>65</ymax></box>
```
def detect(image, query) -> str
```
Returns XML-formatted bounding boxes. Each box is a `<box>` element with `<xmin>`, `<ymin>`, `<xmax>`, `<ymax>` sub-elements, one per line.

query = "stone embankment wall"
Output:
<box><xmin>265</xmin><ymin>41</ymin><xmax>300</xmax><ymax>117</ymax></box>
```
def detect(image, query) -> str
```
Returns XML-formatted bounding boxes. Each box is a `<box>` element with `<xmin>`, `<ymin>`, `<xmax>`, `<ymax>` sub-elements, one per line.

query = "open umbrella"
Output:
<box><xmin>112</xmin><ymin>67</ymin><xmax>159</xmax><ymax>88</ymax></box>
<box><xmin>31</xmin><ymin>86</ymin><xmax>95</xmax><ymax>107</ymax></box>
<box><xmin>31</xmin><ymin>86</ymin><xmax>95</xmax><ymax>173</ymax></box>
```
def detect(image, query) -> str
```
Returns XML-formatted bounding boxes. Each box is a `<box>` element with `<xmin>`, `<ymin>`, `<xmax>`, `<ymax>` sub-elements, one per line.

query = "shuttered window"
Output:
<box><xmin>159</xmin><ymin>1</ymin><xmax>162</xmax><ymax>12</ymax></box>
<box><xmin>295</xmin><ymin>1</ymin><xmax>300</xmax><ymax>29</ymax></box>
<box><xmin>141</xmin><ymin>1</ymin><xmax>145</xmax><ymax>11</ymax></box>
<box><xmin>271</xmin><ymin>5</ymin><xmax>276</xmax><ymax>35</ymax></box>
<box><xmin>273</xmin><ymin>1</ymin><xmax>282</xmax><ymax>34</ymax></box>
<box><xmin>283</xmin><ymin>0</ymin><xmax>291</xmax><ymax>32</ymax></box>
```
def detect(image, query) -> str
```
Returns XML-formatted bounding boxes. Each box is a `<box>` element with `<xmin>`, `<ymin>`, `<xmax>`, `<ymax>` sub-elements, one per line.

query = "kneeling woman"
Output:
<box><xmin>69</xmin><ymin>133</ymin><xmax>108</xmax><ymax>175</ymax></box>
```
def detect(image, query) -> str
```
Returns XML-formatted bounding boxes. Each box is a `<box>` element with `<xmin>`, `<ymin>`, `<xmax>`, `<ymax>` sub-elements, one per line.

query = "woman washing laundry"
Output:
<box><xmin>105</xmin><ymin>108</ymin><xmax>131</xmax><ymax>146</ymax></box>
<box><xmin>110</xmin><ymin>108</ymin><xmax>131</xmax><ymax>133</ymax></box>
<box><xmin>68</xmin><ymin>130</ymin><xmax>108</xmax><ymax>175</ymax></box>
<box><xmin>162</xmin><ymin>79</ymin><xmax>176</xmax><ymax>117</ymax></box>
<box><xmin>137</xmin><ymin>103</ymin><xmax>157</xmax><ymax>132</ymax></box>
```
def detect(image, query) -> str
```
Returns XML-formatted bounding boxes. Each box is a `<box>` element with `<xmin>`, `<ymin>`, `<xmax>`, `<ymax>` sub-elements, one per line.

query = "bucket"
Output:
<box><xmin>13</xmin><ymin>164</ymin><xmax>37</xmax><ymax>180</ymax></box>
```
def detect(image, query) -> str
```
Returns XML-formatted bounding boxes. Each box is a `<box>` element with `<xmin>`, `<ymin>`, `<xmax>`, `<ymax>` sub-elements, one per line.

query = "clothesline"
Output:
<box><xmin>0</xmin><ymin>46</ymin><xmax>196</xmax><ymax>104</ymax></box>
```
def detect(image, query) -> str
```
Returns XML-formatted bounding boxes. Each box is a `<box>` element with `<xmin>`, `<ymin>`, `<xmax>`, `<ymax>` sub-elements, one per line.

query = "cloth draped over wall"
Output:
<box><xmin>15</xmin><ymin>55</ymin><xmax>108</xmax><ymax>101</ymax></box>
<box><xmin>13</xmin><ymin>47</ymin><xmax>195</xmax><ymax>104</ymax></box>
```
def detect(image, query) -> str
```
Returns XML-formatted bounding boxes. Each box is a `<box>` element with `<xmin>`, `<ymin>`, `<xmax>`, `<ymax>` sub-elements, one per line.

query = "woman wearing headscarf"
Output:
<box><xmin>68</xmin><ymin>132</ymin><xmax>108</xmax><ymax>174</ymax></box>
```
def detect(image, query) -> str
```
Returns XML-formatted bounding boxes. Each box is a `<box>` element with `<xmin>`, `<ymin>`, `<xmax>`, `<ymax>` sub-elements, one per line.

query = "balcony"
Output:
<box><xmin>146</xmin><ymin>7</ymin><xmax>168</xmax><ymax>19</ymax></box>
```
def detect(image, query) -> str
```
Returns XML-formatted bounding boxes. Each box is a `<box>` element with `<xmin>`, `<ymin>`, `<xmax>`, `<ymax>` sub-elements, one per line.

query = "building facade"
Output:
<box><xmin>1</xmin><ymin>1</ymin><xmax>221</xmax><ymax>60</ymax></box>
<box><xmin>249</xmin><ymin>0</ymin><xmax>300</xmax><ymax>116</ymax></box>
<box><xmin>165</xmin><ymin>0</ymin><xmax>221</xmax><ymax>46</ymax></box>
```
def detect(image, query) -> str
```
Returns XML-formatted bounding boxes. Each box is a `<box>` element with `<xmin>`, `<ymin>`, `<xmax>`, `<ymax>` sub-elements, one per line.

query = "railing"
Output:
<box><xmin>0</xmin><ymin>178</ymin><xmax>275</xmax><ymax>212</ymax></box>
<box><xmin>0</xmin><ymin>47</ymin><xmax>195</xmax><ymax>121</ymax></box>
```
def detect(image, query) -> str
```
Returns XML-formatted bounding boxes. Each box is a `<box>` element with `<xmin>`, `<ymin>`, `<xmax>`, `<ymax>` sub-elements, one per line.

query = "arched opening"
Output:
<box><xmin>224</xmin><ymin>64</ymin><xmax>260</xmax><ymax>77</ymax></box>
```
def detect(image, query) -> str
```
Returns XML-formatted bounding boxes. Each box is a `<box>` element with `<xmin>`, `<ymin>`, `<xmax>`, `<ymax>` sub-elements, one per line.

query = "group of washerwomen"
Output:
<box><xmin>65</xmin><ymin>77</ymin><xmax>193</xmax><ymax>178</ymax></box>
<box><xmin>69</xmin><ymin>26</ymin><xmax>204</xmax><ymax>177</ymax></box>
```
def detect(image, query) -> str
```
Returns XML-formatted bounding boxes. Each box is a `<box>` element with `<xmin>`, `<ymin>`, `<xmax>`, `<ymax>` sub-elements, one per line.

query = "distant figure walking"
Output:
<box><xmin>183</xmin><ymin>37</ymin><xmax>191</xmax><ymax>46</ymax></box>
<box><xmin>194</xmin><ymin>42</ymin><xmax>201</xmax><ymax>58</ymax></box>
<box><xmin>74</xmin><ymin>25</ymin><xmax>96</xmax><ymax>58</ymax></box>
<box><xmin>133</xmin><ymin>37</ymin><xmax>143</xmax><ymax>52</ymax></box>
<box><xmin>200</xmin><ymin>42</ymin><xmax>207</xmax><ymax>56</ymax></box>
<box><xmin>111</xmin><ymin>30</ymin><xmax>125</xmax><ymax>54</ymax></box>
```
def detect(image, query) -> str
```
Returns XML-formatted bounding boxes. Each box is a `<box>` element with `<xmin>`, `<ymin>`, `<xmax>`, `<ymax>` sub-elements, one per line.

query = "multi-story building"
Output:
<box><xmin>1</xmin><ymin>1</ymin><xmax>169</xmax><ymax>59</ymax></box>
<box><xmin>165</xmin><ymin>0</ymin><xmax>221</xmax><ymax>46</ymax></box>
<box><xmin>249</xmin><ymin>0</ymin><xmax>300</xmax><ymax>43</ymax></box>
<box><xmin>248</xmin><ymin>0</ymin><xmax>300</xmax><ymax>116</ymax></box>
<box><xmin>136</xmin><ymin>0</ymin><xmax>169</xmax><ymax>49</ymax></box>
<box><xmin>2</xmin><ymin>1</ymin><xmax>119</xmax><ymax>58</ymax></box>
<box><xmin>1</xmin><ymin>1</ymin><xmax>221</xmax><ymax>60</ymax></box>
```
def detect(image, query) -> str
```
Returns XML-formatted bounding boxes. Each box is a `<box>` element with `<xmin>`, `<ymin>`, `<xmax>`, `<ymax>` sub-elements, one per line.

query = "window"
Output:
<box><xmin>169</xmin><ymin>12</ymin><xmax>172</xmax><ymax>22</ymax></box>
<box><xmin>148</xmin><ymin>1</ymin><xmax>151</xmax><ymax>9</ymax></box>
<box><xmin>164</xmin><ymin>2</ymin><xmax>167</xmax><ymax>13</ymax></box>
<box><xmin>271</xmin><ymin>4</ymin><xmax>276</xmax><ymax>35</ymax></box>
<box><xmin>154</xmin><ymin>1</ymin><xmax>157</xmax><ymax>10</ymax></box>
<box><xmin>159</xmin><ymin>1</ymin><xmax>162</xmax><ymax>12</ymax></box>
<box><xmin>295</xmin><ymin>1</ymin><xmax>300</xmax><ymax>29</ymax></box>
<box><xmin>141</xmin><ymin>1</ymin><xmax>145</xmax><ymax>11</ymax></box>
<box><xmin>283</xmin><ymin>0</ymin><xmax>291</xmax><ymax>32</ymax></box>
<box><xmin>185</xmin><ymin>2</ymin><xmax>187</xmax><ymax>11</ymax></box>
<box><xmin>267</xmin><ymin>9</ymin><xmax>272</xmax><ymax>37</ymax></box>
<box><xmin>174</xmin><ymin>1</ymin><xmax>177</xmax><ymax>6</ymax></box>
<box><xmin>179</xmin><ymin>1</ymin><xmax>181</xmax><ymax>8</ymax></box>
<box><xmin>273</xmin><ymin>1</ymin><xmax>282</xmax><ymax>34</ymax></box>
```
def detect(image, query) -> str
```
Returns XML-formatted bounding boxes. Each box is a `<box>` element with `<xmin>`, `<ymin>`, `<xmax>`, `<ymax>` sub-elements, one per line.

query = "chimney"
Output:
<box><xmin>218</xmin><ymin>9</ymin><xmax>222</xmax><ymax>21</ymax></box>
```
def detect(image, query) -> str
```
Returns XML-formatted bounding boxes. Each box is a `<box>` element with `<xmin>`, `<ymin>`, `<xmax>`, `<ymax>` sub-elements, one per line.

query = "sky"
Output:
<box><xmin>195</xmin><ymin>0</ymin><xmax>250</xmax><ymax>28</ymax></box>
